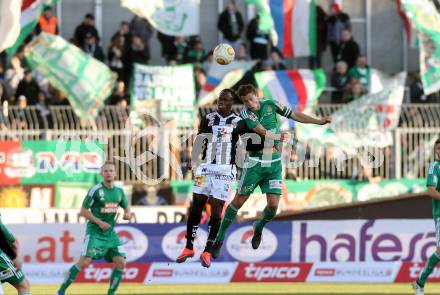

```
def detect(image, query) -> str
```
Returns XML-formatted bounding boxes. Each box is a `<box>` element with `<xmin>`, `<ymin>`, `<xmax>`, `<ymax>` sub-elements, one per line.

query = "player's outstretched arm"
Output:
<box><xmin>251</xmin><ymin>124</ymin><xmax>287</xmax><ymax>141</ymax></box>
<box><xmin>428</xmin><ymin>186</ymin><xmax>440</xmax><ymax>201</ymax></box>
<box><xmin>290</xmin><ymin>111</ymin><xmax>331</xmax><ymax>125</ymax></box>
<box><xmin>80</xmin><ymin>207</ymin><xmax>110</xmax><ymax>230</ymax></box>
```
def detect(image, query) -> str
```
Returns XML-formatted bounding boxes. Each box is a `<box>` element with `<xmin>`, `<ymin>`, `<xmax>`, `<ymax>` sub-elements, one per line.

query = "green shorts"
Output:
<box><xmin>0</xmin><ymin>252</ymin><xmax>25</xmax><ymax>286</ymax></box>
<box><xmin>237</xmin><ymin>155</ymin><xmax>283</xmax><ymax>196</ymax></box>
<box><xmin>81</xmin><ymin>231</ymin><xmax>126</xmax><ymax>262</ymax></box>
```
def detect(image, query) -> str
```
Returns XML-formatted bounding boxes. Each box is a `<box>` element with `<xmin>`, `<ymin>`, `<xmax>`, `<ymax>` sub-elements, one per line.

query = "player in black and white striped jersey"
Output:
<box><xmin>176</xmin><ymin>89</ymin><xmax>250</xmax><ymax>268</ymax></box>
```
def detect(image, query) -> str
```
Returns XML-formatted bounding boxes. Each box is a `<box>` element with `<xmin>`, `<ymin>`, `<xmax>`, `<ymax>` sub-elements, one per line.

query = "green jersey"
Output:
<box><xmin>427</xmin><ymin>161</ymin><xmax>440</xmax><ymax>217</ymax></box>
<box><xmin>240</xmin><ymin>99</ymin><xmax>292</xmax><ymax>157</ymax></box>
<box><xmin>82</xmin><ymin>182</ymin><xmax>128</xmax><ymax>237</ymax></box>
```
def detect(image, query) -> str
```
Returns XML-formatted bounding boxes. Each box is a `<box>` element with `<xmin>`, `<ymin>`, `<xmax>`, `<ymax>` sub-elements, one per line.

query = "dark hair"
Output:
<box><xmin>435</xmin><ymin>138</ymin><xmax>440</xmax><ymax>147</ymax></box>
<box><xmin>85</xmin><ymin>13</ymin><xmax>95</xmax><ymax>20</ymax></box>
<box><xmin>237</xmin><ymin>84</ymin><xmax>257</xmax><ymax>98</ymax></box>
<box><xmin>219</xmin><ymin>88</ymin><xmax>237</xmax><ymax>101</ymax></box>
<box><xmin>43</xmin><ymin>6</ymin><xmax>52</xmax><ymax>12</ymax></box>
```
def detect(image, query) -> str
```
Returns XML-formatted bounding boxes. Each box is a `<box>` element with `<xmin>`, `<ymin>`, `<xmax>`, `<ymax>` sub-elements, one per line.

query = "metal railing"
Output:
<box><xmin>1</xmin><ymin>104</ymin><xmax>440</xmax><ymax>130</ymax></box>
<box><xmin>0</xmin><ymin>104</ymin><xmax>439</xmax><ymax>182</ymax></box>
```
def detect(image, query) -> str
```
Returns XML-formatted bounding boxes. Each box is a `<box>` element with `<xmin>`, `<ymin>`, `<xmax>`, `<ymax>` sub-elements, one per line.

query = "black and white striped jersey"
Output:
<box><xmin>198</xmin><ymin>111</ymin><xmax>247</xmax><ymax>165</ymax></box>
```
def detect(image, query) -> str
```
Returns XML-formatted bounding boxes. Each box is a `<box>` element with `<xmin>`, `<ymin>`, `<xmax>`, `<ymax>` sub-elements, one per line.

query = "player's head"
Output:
<box><xmin>101</xmin><ymin>161</ymin><xmax>116</xmax><ymax>183</ymax></box>
<box><xmin>218</xmin><ymin>89</ymin><xmax>235</xmax><ymax>114</ymax></box>
<box><xmin>238</xmin><ymin>84</ymin><xmax>260</xmax><ymax>111</ymax></box>
<box><xmin>435</xmin><ymin>138</ymin><xmax>440</xmax><ymax>160</ymax></box>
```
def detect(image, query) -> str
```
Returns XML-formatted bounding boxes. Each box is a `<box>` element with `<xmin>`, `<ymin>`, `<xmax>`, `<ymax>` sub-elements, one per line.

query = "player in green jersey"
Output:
<box><xmin>211</xmin><ymin>84</ymin><xmax>331</xmax><ymax>257</ymax></box>
<box><xmin>0</xmin><ymin>216</ymin><xmax>30</xmax><ymax>295</ymax></box>
<box><xmin>413</xmin><ymin>139</ymin><xmax>440</xmax><ymax>295</ymax></box>
<box><xmin>56</xmin><ymin>161</ymin><xmax>131</xmax><ymax>295</ymax></box>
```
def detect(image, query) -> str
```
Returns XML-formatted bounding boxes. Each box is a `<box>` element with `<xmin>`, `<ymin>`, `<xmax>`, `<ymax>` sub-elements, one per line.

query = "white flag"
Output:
<box><xmin>0</xmin><ymin>0</ymin><xmax>22</xmax><ymax>53</ymax></box>
<box><xmin>121</xmin><ymin>0</ymin><xmax>200</xmax><ymax>36</ymax></box>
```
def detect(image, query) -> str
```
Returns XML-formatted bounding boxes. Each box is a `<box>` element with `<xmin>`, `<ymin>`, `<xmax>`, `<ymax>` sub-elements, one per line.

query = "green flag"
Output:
<box><xmin>24</xmin><ymin>33</ymin><xmax>116</xmax><ymax>120</ymax></box>
<box><xmin>401</xmin><ymin>0</ymin><xmax>440</xmax><ymax>94</ymax></box>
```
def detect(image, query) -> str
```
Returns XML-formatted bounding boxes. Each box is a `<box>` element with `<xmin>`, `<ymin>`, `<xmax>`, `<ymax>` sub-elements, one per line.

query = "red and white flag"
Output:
<box><xmin>0</xmin><ymin>0</ymin><xmax>22</xmax><ymax>53</ymax></box>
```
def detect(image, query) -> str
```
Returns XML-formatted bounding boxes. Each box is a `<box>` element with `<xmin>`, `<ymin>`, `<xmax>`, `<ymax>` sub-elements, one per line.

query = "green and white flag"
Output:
<box><xmin>401</xmin><ymin>0</ymin><xmax>440</xmax><ymax>95</ymax></box>
<box><xmin>121</xmin><ymin>0</ymin><xmax>199</xmax><ymax>36</ymax></box>
<box><xmin>131</xmin><ymin>63</ymin><xmax>196</xmax><ymax>127</ymax></box>
<box><xmin>297</xmin><ymin>72</ymin><xmax>406</xmax><ymax>153</ymax></box>
<box><xmin>25</xmin><ymin>33</ymin><xmax>116</xmax><ymax>120</ymax></box>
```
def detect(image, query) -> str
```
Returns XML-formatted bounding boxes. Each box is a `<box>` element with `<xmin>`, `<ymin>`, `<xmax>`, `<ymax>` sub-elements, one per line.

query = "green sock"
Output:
<box><xmin>59</xmin><ymin>264</ymin><xmax>80</xmax><ymax>292</ymax></box>
<box><xmin>216</xmin><ymin>204</ymin><xmax>238</xmax><ymax>242</ymax></box>
<box><xmin>418</xmin><ymin>252</ymin><xmax>440</xmax><ymax>287</ymax></box>
<box><xmin>107</xmin><ymin>268</ymin><xmax>123</xmax><ymax>295</ymax></box>
<box><xmin>255</xmin><ymin>206</ymin><xmax>277</xmax><ymax>232</ymax></box>
<box><xmin>18</xmin><ymin>292</ymin><xmax>31</xmax><ymax>295</ymax></box>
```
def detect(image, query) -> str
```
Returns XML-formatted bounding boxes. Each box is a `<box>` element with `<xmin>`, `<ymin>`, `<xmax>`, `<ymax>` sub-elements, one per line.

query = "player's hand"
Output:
<box><xmin>280</xmin><ymin>132</ymin><xmax>290</xmax><ymax>143</ymax></box>
<box><xmin>123</xmin><ymin>212</ymin><xmax>131</xmax><ymax>221</ymax></box>
<box><xmin>98</xmin><ymin>221</ymin><xmax>111</xmax><ymax>231</ymax></box>
<box><xmin>12</xmin><ymin>258</ymin><xmax>22</xmax><ymax>270</ymax></box>
<box><xmin>319</xmin><ymin>116</ymin><xmax>332</xmax><ymax>125</ymax></box>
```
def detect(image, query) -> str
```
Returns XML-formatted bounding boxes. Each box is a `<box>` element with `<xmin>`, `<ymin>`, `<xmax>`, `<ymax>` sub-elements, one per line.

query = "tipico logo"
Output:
<box><xmin>115</xmin><ymin>226</ymin><xmax>148</xmax><ymax>262</ymax></box>
<box><xmin>162</xmin><ymin>226</ymin><xmax>208</xmax><ymax>261</ymax></box>
<box><xmin>226</xmin><ymin>226</ymin><xmax>278</xmax><ymax>262</ymax></box>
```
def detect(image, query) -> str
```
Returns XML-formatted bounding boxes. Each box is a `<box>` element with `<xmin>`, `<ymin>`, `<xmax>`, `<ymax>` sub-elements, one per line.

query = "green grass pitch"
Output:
<box><xmin>3</xmin><ymin>283</ymin><xmax>440</xmax><ymax>295</ymax></box>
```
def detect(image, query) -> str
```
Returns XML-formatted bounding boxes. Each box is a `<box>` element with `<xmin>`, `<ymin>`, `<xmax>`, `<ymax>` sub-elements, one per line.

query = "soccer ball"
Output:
<box><xmin>213</xmin><ymin>43</ymin><xmax>235</xmax><ymax>65</ymax></box>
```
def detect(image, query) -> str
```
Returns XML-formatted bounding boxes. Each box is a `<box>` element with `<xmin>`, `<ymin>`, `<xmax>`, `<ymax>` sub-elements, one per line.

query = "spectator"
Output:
<box><xmin>35</xmin><ymin>91</ymin><xmax>51</xmax><ymax>128</ymax></box>
<box><xmin>218</xmin><ymin>0</ymin><xmax>244</xmax><ymax>53</ymax></box>
<box><xmin>409</xmin><ymin>73</ymin><xmax>435</xmax><ymax>103</ymax></box>
<box><xmin>336</xmin><ymin>29</ymin><xmax>360</xmax><ymax>69</ymax></box>
<box><xmin>194</xmin><ymin>65</ymin><xmax>207</xmax><ymax>97</ymax></box>
<box><xmin>330</xmin><ymin>61</ymin><xmax>349</xmax><ymax>103</ymax></box>
<box><xmin>343</xmin><ymin>80</ymin><xmax>366</xmax><ymax>103</ymax></box>
<box><xmin>157</xmin><ymin>32</ymin><xmax>175</xmax><ymax>63</ymax></box>
<box><xmin>73</xmin><ymin>13</ymin><xmax>99</xmax><ymax>47</ymax></box>
<box><xmin>107</xmin><ymin>81</ymin><xmax>126</xmax><ymax>105</ymax></box>
<box><xmin>246</xmin><ymin>15</ymin><xmax>271</xmax><ymax>60</ymax></box>
<box><xmin>172</xmin><ymin>36</ymin><xmax>188</xmax><ymax>64</ymax></box>
<box><xmin>348</xmin><ymin>55</ymin><xmax>371</xmax><ymax>90</ymax></box>
<box><xmin>261</xmin><ymin>59</ymin><xmax>273</xmax><ymax>71</ymax></box>
<box><xmin>5</xmin><ymin>50</ymin><xmax>25</xmax><ymax>94</ymax></box>
<box><xmin>108</xmin><ymin>35</ymin><xmax>126</xmax><ymax>81</ymax></box>
<box><xmin>0</xmin><ymin>84</ymin><xmax>6</xmax><ymax>104</ymax></box>
<box><xmin>129</xmin><ymin>16</ymin><xmax>153</xmax><ymax>59</ymax></box>
<box><xmin>37</xmin><ymin>6</ymin><xmax>58</xmax><ymax>35</ymax></box>
<box><xmin>184</xmin><ymin>39</ymin><xmax>206</xmax><ymax>64</ymax></box>
<box><xmin>236</xmin><ymin>43</ymin><xmax>250</xmax><ymax>61</ymax></box>
<box><xmin>310</xmin><ymin>5</ymin><xmax>327</xmax><ymax>68</ymax></box>
<box><xmin>127</xmin><ymin>35</ymin><xmax>150</xmax><ymax>66</ymax></box>
<box><xmin>14</xmin><ymin>95</ymin><xmax>28</xmax><ymax>129</ymax></box>
<box><xmin>16</xmin><ymin>70</ymin><xmax>40</xmax><ymax>105</ymax></box>
<box><xmin>327</xmin><ymin>4</ymin><xmax>351</xmax><ymax>62</ymax></box>
<box><xmin>202</xmin><ymin>50</ymin><xmax>214</xmax><ymax>74</ymax></box>
<box><xmin>270</xmin><ymin>50</ymin><xmax>287</xmax><ymax>70</ymax></box>
<box><xmin>116</xmin><ymin>98</ymin><xmax>129</xmax><ymax>126</ymax></box>
<box><xmin>111</xmin><ymin>21</ymin><xmax>131</xmax><ymax>47</ymax></box>
<box><xmin>81</xmin><ymin>34</ymin><xmax>105</xmax><ymax>62</ymax></box>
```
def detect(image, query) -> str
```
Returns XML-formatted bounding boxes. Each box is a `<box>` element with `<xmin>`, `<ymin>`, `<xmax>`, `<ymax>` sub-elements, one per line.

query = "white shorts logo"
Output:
<box><xmin>269</xmin><ymin>180</ymin><xmax>282</xmax><ymax>189</ymax></box>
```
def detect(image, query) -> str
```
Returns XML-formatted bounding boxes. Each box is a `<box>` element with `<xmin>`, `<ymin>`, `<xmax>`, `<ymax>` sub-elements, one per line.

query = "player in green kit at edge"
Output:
<box><xmin>56</xmin><ymin>161</ymin><xmax>131</xmax><ymax>295</ymax></box>
<box><xmin>413</xmin><ymin>139</ymin><xmax>440</xmax><ymax>295</ymax></box>
<box><xmin>0</xmin><ymin>216</ymin><xmax>31</xmax><ymax>294</ymax></box>
<box><xmin>211</xmin><ymin>84</ymin><xmax>331</xmax><ymax>256</ymax></box>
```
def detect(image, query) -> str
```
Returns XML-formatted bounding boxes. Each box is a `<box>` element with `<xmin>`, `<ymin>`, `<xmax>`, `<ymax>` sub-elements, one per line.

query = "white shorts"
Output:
<box><xmin>192</xmin><ymin>164</ymin><xmax>236</xmax><ymax>201</ymax></box>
